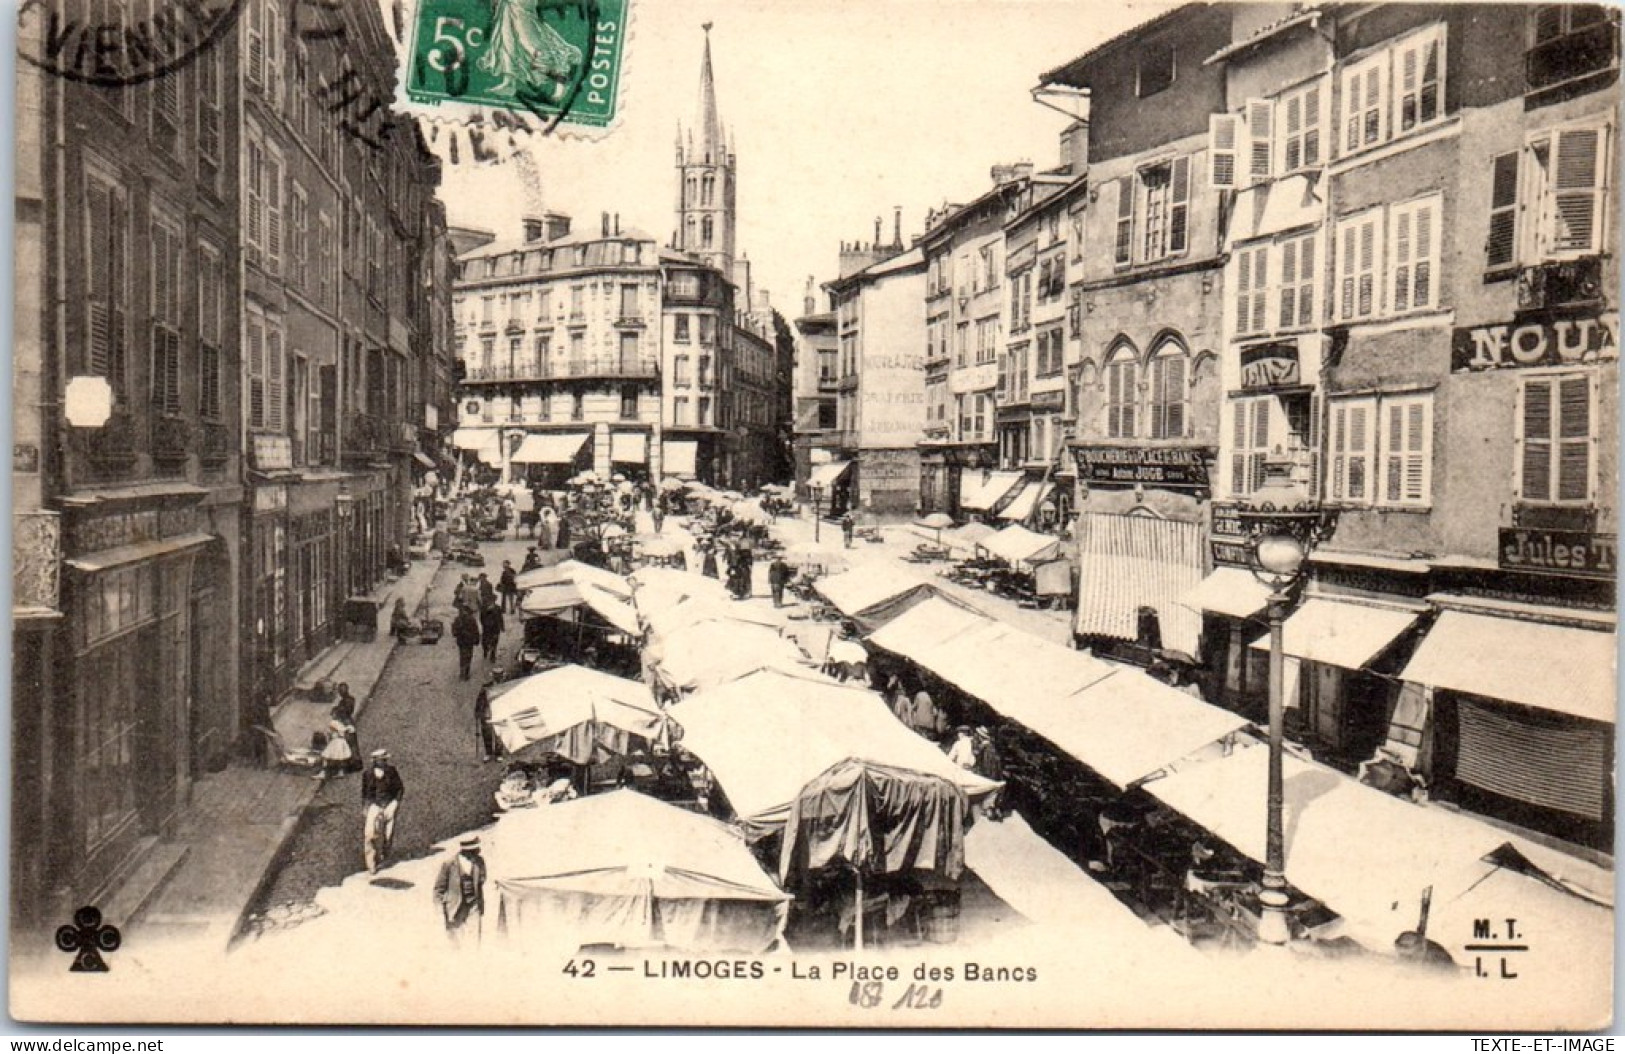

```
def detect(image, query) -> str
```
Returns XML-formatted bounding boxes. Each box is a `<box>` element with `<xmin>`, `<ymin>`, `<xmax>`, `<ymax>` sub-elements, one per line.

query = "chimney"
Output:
<box><xmin>803</xmin><ymin>275</ymin><xmax>816</xmax><ymax>317</ymax></box>
<box><xmin>543</xmin><ymin>211</ymin><xmax>571</xmax><ymax>242</ymax></box>
<box><xmin>990</xmin><ymin>161</ymin><xmax>1035</xmax><ymax>186</ymax></box>
<box><xmin>613</xmin><ymin>212</ymin><xmax>621</xmax><ymax>235</ymax></box>
<box><xmin>1060</xmin><ymin>121</ymin><xmax>1088</xmax><ymax>176</ymax></box>
<box><xmin>892</xmin><ymin>207</ymin><xmax>902</xmax><ymax>249</ymax></box>
<box><xmin>874</xmin><ymin>216</ymin><xmax>882</xmax><ymax>245</ymax></box>
<box><xmin>601</xmin><ymin>211</ymin><xmax>610</xmax><ymax>237</ymax></box>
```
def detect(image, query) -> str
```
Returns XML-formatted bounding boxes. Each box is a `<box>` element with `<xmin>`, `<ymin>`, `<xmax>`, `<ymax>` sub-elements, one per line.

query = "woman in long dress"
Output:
<box><xmin>479</xmin><ymin>0</ymin><xmax>583</xmax><ymax>99</ymax></box>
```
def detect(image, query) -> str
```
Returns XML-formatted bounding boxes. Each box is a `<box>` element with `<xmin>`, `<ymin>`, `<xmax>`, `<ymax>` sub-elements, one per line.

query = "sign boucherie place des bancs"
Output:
<box><xmin>1071</xmin><ymin>445</ymin><xmax>1212</xmax><ymax>489</ymax></box>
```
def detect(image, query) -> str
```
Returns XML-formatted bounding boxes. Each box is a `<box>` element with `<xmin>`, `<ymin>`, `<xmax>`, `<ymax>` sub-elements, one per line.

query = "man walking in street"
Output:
<box><xmin>498</xmin><ymin>560</ymin><xmax>519</xmax><ymax>614</ymax></box>
<box><xmin>475</xmin><ymin>675</ymin><xmax>501</xmax><ymax>763</ymax></box>
<box><xmin>362</xmin><ymin>748</ymin><xmax>405</xmax><ymax>875</ymax></box>
<box><xmin>841</xmin><ymin>511</ymin><xmax>855</xmax><ymax>549</ymax></box>
<box><xmin>477</xmin><ymin>572</ymin><xmax>496</xmax><ymax>611</ymax></box>
<box><xmin>434</xmin><ymin>837</ymin><xmax>487</xmax><ymax>947</ymax></box>
<box><xmin>480</xmin><ymin>601</ymin><xmax>506</xmax><ymax>665</ymax></box>
<box><xmin>452</xmin><ymin>604</ymin><xmax>481</xmax><ymax>681</ymax></box>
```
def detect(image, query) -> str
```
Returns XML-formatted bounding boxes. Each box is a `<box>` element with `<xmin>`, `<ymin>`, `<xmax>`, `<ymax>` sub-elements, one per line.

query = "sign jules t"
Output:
<box><xmin>1452</xmin><ymin>311</ymin><xmax>1618</xmax><ymax>372</ymax></box>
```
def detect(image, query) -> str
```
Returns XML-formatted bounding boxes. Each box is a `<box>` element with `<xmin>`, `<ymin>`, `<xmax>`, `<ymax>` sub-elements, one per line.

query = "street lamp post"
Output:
<box><xmin>812</xmin><ymin>485</ymin><xmax>823</xmax><ymax>543</ymax></box>
<box><xmin>1251</xmin><ymin>531</ymin><xmax>1307</xmax><ymax>946</ymax></box>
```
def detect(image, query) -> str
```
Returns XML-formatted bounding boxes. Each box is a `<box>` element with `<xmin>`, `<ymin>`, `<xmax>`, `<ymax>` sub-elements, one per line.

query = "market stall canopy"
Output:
<box><xmin>1248</xmin><ymin>595</ymin><xmax>1422</xmax><ymax>670</ymax></box>
<box><xmin>518</xmin><ymin>579</ymin><xmax>640</xmax><ymax>637</ymax></box>
<box><xmin>782</xmin><ymin>541</ymin><xmax>849</xmax><ymax>574</ymax></box>
<box><xmin>1400</xmin><ymin>608</ymin><xmax>1616</xmax><ymax>724</ymax></box>
<box><xmin>981</xmin><ymin>524</ymin><xmax>1062</xmax><ymax>566</ymax></box>
<box><xmin>814</xmin><ymin>565</ymin><xmax>974</xmax><ymax>632</ymax></box>
<box><xmin>511</xmin><ymin>432</ymin><xmax>589</xmax><ymax>465</ymax></box>
<box><xmin>648</xmin><ymin>620</ymin><xmax>811</xmax><ymax>693</ymax></box>
<box><xmin>628</xmin><ymin>566</ymin><xmax>731</xmax><ymax>615</ymax></box>
<box><xmin>780</xmin><ymin>759</ymin><xmax>968</xmax><ymax>887</ymax></box>
<box><xmin>452</xmin><ymin>427</ymin><xmax>498</xmax><ymax>451</ymax></box>
<box><xmin>1179</xmin><ymin>566</ymin><xmax>1275</xmax><ymax>620</ymax></box>
<box><xmin>515</xmin><ymin>559</ymin><xmax>633</xmax><ymax>599</ymax></box>
<box><xmin>1074</xmin><ymin>512</ymin><xmax>1205</xmax><ymax>658</ymax></box>
<box><xmin>959</xmin><ymin>471</ymin><xmax>1025</xmax><ymax>513</ymax></box>
<box><xmin>1143</xmin><ymin>739</ymin><xmax>1612</xmax><ymax>966</ymax></box>
<box><xmin>641</xmin><ymin>594</ymin><xmax>789</xmax><ymax>639</ymax></box>
<box><xmin>484</xmin><ymin>789</ymin><xmax>789</xmax><ymax>954</ymax></box>
<box><xmin>669</xmin><ymin>669</ymin><xmax>999</xmax><ymax>832</ymax></box>
<box><xmin>806</xmin><ymin>460</ymin><xmax>853</xmax><ymax>491</ymax></box>
<box><xmin>998</xmin><ymin>481</ymin><xmax>1053</xmax><ymax>522</ymax></box>
<box><xmin>731</xmin><ymin>499</ymin><xmax>768</xmax><ymax>524</ymax></box>
<box><xmin>943</xmin><ymin>521</ymin><xmax>997</xmax><ymax>553</ymax></box>
<box><xmin>915</xmin><ymin>512</ymin><xmax>955</xmax><ymax>530</ymax></box>
<box><xmin>486</xmin><ymin>665</ymin><xmax>664</xmax><ymax>763</ymax></box>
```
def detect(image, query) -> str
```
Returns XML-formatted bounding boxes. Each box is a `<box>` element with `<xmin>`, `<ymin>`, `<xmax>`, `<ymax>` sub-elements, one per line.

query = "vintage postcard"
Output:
<box><xmin>8</xmin><ymin>0</ymin><xmax>1618</xmax><ymax>1031</ymax></box>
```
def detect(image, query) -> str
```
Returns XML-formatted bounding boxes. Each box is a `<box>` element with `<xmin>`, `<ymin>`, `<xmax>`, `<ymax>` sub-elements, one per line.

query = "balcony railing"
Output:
<box><xmin>463</xmin><ymin>358</ymin><xmax>659</xmax><ymax>382</ymax></box>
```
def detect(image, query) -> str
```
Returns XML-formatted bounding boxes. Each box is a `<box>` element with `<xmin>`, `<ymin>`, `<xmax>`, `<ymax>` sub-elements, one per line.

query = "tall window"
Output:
<box><xmin>1336</xmin><ymin>210</ymin><xmax>1383</xmax><ymax>321</ymax></box>
<box><xmin>1147</xmin><ymin>343</ymin><xmax>1187</xmax><ymax>440</ymax></box>
<box><xmin>1278</xmin><ymin>232</ymin><xmax>1317</xmax><ymax>329</ymax></box>
<box><xmin>1519</xmin><ymin>374</ymin><xmax>1593</xmax><ymax>504</ymax></box>
<box><xmin>196</xmin><ymin>48</ymin><xmax>221</xmax><ymax>186</ymax></box>
<box><xmin>1104</xmin><ymin>344</ymin><xmax>1138</xmax><ymax>439</ymax></box>
<box><xmin>570</xmin><ymin>285</ymin><xmax>584</xmax><ymax>319</ymax></box>
<box><xmin>674</xmin><ymin>314</ymin><xmax>690</xmax><ymax>343</ymax></box>
<box><xmin>1328</xmin><ymin>399</ymin><xmax>1375</xmax><ymax>502</ymax></box>
<box><xmin>150</xmin><ymin>209</ymin><xmax>184</xmax><ymax>416</ymax></box>
<box><xmin>289</xmin><ymin>183</ymin><xmax>308</xmax><ymax>290</ymax></box>
<box><xmin>1235</xmin><ymin>244</ymin><xmax>1269</xmax><ymax>336</ymax></box>
<box><xmin>699</xmin><ymin>396</ymin><xmax>712</xmax><ymax>426</ymax></box>
<box><xmin>701</xmin><ymin>216</ymin><xmax>714</xmax><ymax>247</ymax></box>
<box><xmin>1527</xmin><ymin>5</ymin><xmax>1620</xmax><ymax>93</ymax></box>
<box><xmin>1121</xmin><ymin>158</ymin><xmax>1190</xmax><ymax>265</ymax></box>
<box><xmin>84</xmin><ymin>165</ymin><xmax>129</xmax><ymax>397</ymax></box>
<box><xmin>1528</xmin><ymin>122</ymin><xmax>1611</xmax><ymax>259</ymax></box>
<box><xmin>673</xmin><ymin>354</ymin><xmax>691</xmax><ymax>386</ymax></box>
<box><xmin>673</xmin><ymin>396</ymin><xmax>691</xmax><ymax>426</ymax></box>
<box><xmin>620</xmin><ymin>333</ymin><xmax>640</xmax><ymax>370</ymax></box>
<box><xmin>1329</xmin><ymin>394</ymin><xmax>1433</xmax><ymax>506</ymax></box>
<box><xmin>698</xmin><ymin>316</ymin><xmax>716</xmax><ymax>345</ymax></box>
<box><xmin>621</xmin><ymin>385</ymin><xmax>639</xmax><ymax>420</ymax></box>
<box><xmin>1339</xmin><ymin>24</ymin><xmax>1446</xmax><ymax>156</ymax></box>
<box><xmin>698</xmin><ymin>355</ymin><xmax>712</xmax><ymax>386</ymax></box>
<box><xmin>1037</xmin><ymin>325</ymin><xmax>1064</xmax><ymax>378</ymax></box>
<box><xmin>1336</xmin><ymin>196</ymin><xmax>1441</xmax><ymax>321</ymax></box>
<box><xmin>1279</xmin><ymin>82</ymin><xmax>1323</xmax><ymax>172</ymax></box>
<box><xmin>619</xmin><ymin>284</ymin><xmax>639</xmax><ymax>319</ymax></box>
<box><xmin>571</xmin><ymin>392</ymin><xmax>584</xmax><ymax>421</ymax></box>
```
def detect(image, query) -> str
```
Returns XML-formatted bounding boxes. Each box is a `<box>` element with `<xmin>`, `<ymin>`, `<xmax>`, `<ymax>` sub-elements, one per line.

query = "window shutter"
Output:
<box><xmin>1385</xmin><ymin>402</ymin><xmax>1406</xmax><ymax>502</ymax></box>
<box><xmin>1521</xmin><ymin>378</ymin><xmax>1554</xmax><ymax>501</ymax></box>
<box><xmin>86</xmin><ymin>180</ymin><xmax>112</xmax><ymax>375</ymax></box>
<box><xmin>248</xmin><ymin>322</ymin><xmax>265</xmax><ymax>428</ymax></box>
<box><xmin>1165</xmin><ymin>355</ymin><xmax>1186</xmax><ymax>438</ymax></box>
<box><xmin>1347</xmin><ymin>402</ymin><xmax>1370</xmax><ymax>500</ymax></box>
<box><xmin>1283</xmin><ymin>93</ymin><xmax>1302</xmax><ymax>172</ymax></box>
<box><xmin>1339</xmin><ymin>225</ymin><xmax>1356</xmax><ymax>319</ymax></box>
<box><xmin>1358</xmin><ymin>217</ymin><xmax>1377</xmax><ymax>317</ymax></box>
<box><xmin>246</xmin><ymin>0</ymin><xmax>264</xmax><ymax>89</ymax></box>
<box><xmin>1114</xmin><ymin>177</ymin><xmax>1134</xmax><ymax>265</ymax></box>
<box><xmin>1297</xmin><ymin>234</ymin><xmax>1316</xmax><ymax>326</ymax></box>
<box><xmin>266</xmin><ymin>155</ymin><xmax>282</xmax><ymax>275</ymax></box>
<box><xmin>1236</xmin><ymin>246</ymin><xmax>1252</xmax><ymax>332</ymax></box>
<box><xmin>1331</xmin><ymin>402</ymin><xmax>1348</xmax><ymax>499</ymax></box>
<box><xmin>1210</xmin><ymin>113</ymin><xmax>1239</xmax><ymax>188</ymax></box>
<box><xmin>1279</xmin><ymin>239</ymin><xmax>1298</xmax><ymax>328</ymax></box>
<box><xmin>1302</xmin><ymin>83</ymin><xmax>1322</xmax><ymax>168</ymax></box>
<box><xmin>1404</xmin><ymin>399</ymin><xmax>1429</xmax><ymax>503</ymax></box>
<box><xmin>165</xmin><ymin>329</ymin><xmax>181</xmax><ymax>415</ymax></box>
<box><xmin>1487</xmin><ymin>152</ymin><xmax>1520</xmax><ymax>269</ymax></box>
<box><xmin>1251</xmin><ymin>247</ymin><xmax>1269</xmax><ymax>333</ymax></box>
<box><xmin>1557</xmin><ymin>375</ymin><xmax>1591</xmax><ymax>501</ymax></box>
<box><xmin>1413</xmin><ymin>201</ymin><xmax>1434</xmax><ymax>308</ymax></box>
<box><xmin>246</xmin><ymin>141</ymin><xmax>263</xmax><ymax>261</ymax></box>
<box><xmin>1231</xmin><ymin>400</ymin><xmax>1248</xmax><ymax>493</ymax></box>
<box><xmin>268</xmin><ymin>329</ymin><xmax>285</xmax><ymax>433</ymax></box>
<box><xmin>1169</xmin><ymin>155</ymin><xmax>1190</xmax><ymax>253</ymax></box>
<box><xmin>1392</xmin><ymin>207</ymin><xmax>1413</xmax><ymax>312</ymax></box>
<box><xmin>1552</xmin><ymin>126</ymin><xmax>1605</xmax><ymax>255</ymax></box>
<box><xmin>1247</xmin><ymin>98</ymin><xmax>1273</xmax><ymax>182</ymax></box>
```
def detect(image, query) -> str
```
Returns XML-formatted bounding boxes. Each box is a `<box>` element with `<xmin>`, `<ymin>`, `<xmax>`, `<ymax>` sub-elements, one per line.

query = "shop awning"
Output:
<box><xmin>1043</xmin><ymin>670</ymin><xmax>1249</xmax><ymax>788</ymax></box>
<box><xmin>982</xmin><ymin>524</ymin><xmax>1062</xmax><ymax>565</ymax></box>
<box><xmin>1248</xmin><ymin>596</ymin><xmax>1420</xmax><ymax>669</ymax></box>
<box><xmin>1178</xmin><ymin>566</ymin><xmax>1274</xmax><ymax>620</ymax></box>
<box><xmin>667</xmin><ymin>668</ymin><xmax>1000</xmax><ymax>831</ymax></box>
<box><xmin>610</xmin><ymin>432</ymin><xmax>647</xmax><ymax>464</ymax></box>
<box><xmin>867</xmin><ymin>596</ymin><xmax>989</xmax><ymax>658</ymax></box>
<box><xmin>1074</xmin><ymin>512</ymin><xmax>1205</xmax><ymax>657</ymax></box>
<box><xmin>413</xmin><ymin>450</ymin><xmax>436</xmax><ymax>469</ymax></box>
<box><xmin>960</xmin><ymin>471</ymin><xmax>1024</xmax><ymax>512</ymax></box>
<box><xmin>1400</xmin><ymin>610</ymin><xmax>1616</xmax><ymax>724</ymax></box>
<box><xmin>520</xmin><ymin>579</ymin><xmax>640</xmax><ymax>636</ymax></box>
<box><xmin>943</xmin><ymin>521</ymin><xmax>997</xmax><ymax>553</ymax></box>
<box><xmin>1144</xmin><ymin>740</ymin><xmax>1613</xmax><ymax>965</ymax></box>
<box><xmin>661</xmin><ymin>440</ymin><xmax>698</xmax><ymax>479</ymax></box>
<box><xmin>807</xmin><ymin>459</ymin><xmax>853</xmax><ymax>490</ymax></box>
<box><xmin>65</xmin><ymin>531</ymin><xmax>216</xmax><ymax>573</ymax></box>
<box><xmin>998</xmin><ymin>481</ymin><xmax>1053</xmax><ymax>522</ymax></box>
<box><xmin>511</xmin><ymin>432</ymin><xmax>588</xmax><ymax>465</ymax></box>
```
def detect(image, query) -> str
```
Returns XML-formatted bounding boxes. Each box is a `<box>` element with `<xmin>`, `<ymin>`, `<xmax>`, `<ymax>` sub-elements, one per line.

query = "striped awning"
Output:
<box><xmin>807</xmin><ymin>460</ymin><xmax>853</xmax><ymax>490</ymax></box>
<box><xmin>1073</xmin><ymin>512</ymin><xmax>1204</xmax><ymax>657</ymax></box>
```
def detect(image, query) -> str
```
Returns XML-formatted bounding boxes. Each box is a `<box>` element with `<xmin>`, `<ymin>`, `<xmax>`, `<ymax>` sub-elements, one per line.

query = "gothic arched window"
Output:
<box><xmin>701</xmin><ymin>216</ymin><xmax>714</xmax><ymax>247</ymax></box>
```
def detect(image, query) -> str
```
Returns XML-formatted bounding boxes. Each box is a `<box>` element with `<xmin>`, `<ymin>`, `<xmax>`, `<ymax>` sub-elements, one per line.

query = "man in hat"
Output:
<box><xmin>479</xmin><ymin>600</ymin><xmax>506</xmax><ymax>665</ymax></box>
<box><xmin>434</xmin><ymin>836</ymin><xmax>487</xmax><ymax>947</ymax></box>
<box><xmin>474</xmin><ymin>674</ymin><xmax>501</xmax><ymax>763</ymax></box>
<box><xmin>498</xmin><ymin>560</ymin><xmax>520</xmax><ymax>613</ymax></box>
<box><xmin>361</xmin><ymin>749</ymin><xmax>406</xmax><ymax>874</ymax></box>
<box><xmin>972</xmin><ymin>726</ymin><xmax>1006</xmax><ymax>820</ymax></box>
<box><xmin>521</xmin><ymin>547</ymin><xmax>542</xmax><ymax>573</ymax></box>
<box><xmin>452</xmin><ymin>604</ymin><xmax>482</xmax><ymax>681</ymax></box>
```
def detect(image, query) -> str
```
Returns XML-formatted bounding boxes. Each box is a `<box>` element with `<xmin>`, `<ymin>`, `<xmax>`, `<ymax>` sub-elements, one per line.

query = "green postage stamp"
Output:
<box><xmin>405</xmin><ymin>0</ymin><xmax>629</xmax><ymax>132</ymax></box>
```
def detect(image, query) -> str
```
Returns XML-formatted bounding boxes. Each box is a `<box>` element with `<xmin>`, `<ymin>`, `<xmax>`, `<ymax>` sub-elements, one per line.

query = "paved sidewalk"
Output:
<box><xmin>126</xmin><ymin>556</ymin><xmax>445</xmax><ymax>951</ymax></box>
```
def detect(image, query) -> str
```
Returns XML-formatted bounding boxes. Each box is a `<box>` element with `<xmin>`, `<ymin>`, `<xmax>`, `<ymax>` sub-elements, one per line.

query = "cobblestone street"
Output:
<box><xmin>253</xmin><ymin>540</ymin><xmax>535</xmax><ymax>922</ymax></box>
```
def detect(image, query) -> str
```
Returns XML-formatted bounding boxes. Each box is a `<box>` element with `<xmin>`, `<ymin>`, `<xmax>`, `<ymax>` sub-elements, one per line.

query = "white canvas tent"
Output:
<box><xmin>486</xmin><ymin>665</ymin><xmax>665</xmax><ymax>762</ymax></box>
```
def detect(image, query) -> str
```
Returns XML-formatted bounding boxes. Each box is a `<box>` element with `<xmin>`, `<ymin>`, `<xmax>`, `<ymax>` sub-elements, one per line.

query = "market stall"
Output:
<box><xmin>813</xmin><ymin>565</ymin><xmax>976</xmax><ymax>633</ymax></box>
<box><xmin>668</xmin><ymin>668</ymin><xmax>1000</xmax><ymax>833</ymax></box>
<box><xmin>486</xmin><ymin>665</ymin><xmax>666</xmax><ymax>766</ymax></box>
<box><xmin>484</xmin><ymin>789</ymin><xmax>790</xmax><ymax>954</ymax></box>
<box><xmin>644</xmin><ymin>619</ymin><xmax>812</xmax><ymax>696</ymax></box>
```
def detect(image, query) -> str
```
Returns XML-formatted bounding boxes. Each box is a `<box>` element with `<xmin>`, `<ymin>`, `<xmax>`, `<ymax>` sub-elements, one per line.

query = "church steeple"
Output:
<box><xmin>697</xmin><ymin>22</ymin><xmax>722</xmax><ymax>164</ymax></box>
<box><xmin>674</xmin><ymin>23</ymin><xmax>736</xmax><ymax>281</ymax></box>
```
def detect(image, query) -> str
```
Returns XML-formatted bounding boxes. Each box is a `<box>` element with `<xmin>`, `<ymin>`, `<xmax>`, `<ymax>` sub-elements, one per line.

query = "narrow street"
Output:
<box><xmin>254</xmin><ymin>539</ymin><xmax>534</xmax><ymax>915</ymax></box>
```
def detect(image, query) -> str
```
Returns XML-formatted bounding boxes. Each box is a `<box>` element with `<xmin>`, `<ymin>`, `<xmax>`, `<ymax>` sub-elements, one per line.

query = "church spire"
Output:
<box><xmin>697</xmin><ymin>22</ymin><xmax>722</xmax><ymax>163</ymax></box>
